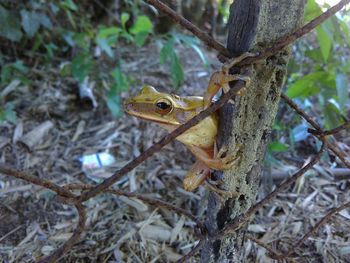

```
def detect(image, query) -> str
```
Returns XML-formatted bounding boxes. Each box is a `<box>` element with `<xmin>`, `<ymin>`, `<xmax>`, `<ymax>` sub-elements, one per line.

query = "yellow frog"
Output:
<box><xmin>124</xmin><ymin>54</ymin><xmax>250</xmax><ymax>191</ymax></box>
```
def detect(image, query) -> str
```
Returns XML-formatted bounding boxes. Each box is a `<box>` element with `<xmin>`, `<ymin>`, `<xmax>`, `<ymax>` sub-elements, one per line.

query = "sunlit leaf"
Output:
<box><xmin>316</xmin><ymin>25</ymin><xmax>332</xmax><ymax>62</ymax></box>
<box><xmin>129</xmin><ymin>15</ymin><xmax>153</xmax><ymax>34</ymax></box>
<box><xmin>268</xmin><ymin>142</ymin><xmax>289</xmax><ymax>152</ymax></box>
<box><xmin>121</xmin><ymin>13</ymin><xmax>130</xmax><ymax>29</ymax></box>
<box><xmin>97</xmin><ymin>26</ymin><xmax>121</xmax><ymax>39</ymax></box>
<box><xmin>286</xmin><ymin>72</ymin><xmax>329</xmax><ymax>98</ymax></box>
<box><xmin>304</xmin><ymin>0</ymin><xmax>322</xmax><ymax>22</ymax></box>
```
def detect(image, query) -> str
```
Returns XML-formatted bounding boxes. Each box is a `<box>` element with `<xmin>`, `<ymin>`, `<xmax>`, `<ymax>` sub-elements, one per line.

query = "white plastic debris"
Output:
<box><xmin>79</xmin><ymin>152</ymin><xmax>116</xmax><ymax>183</ymax></box>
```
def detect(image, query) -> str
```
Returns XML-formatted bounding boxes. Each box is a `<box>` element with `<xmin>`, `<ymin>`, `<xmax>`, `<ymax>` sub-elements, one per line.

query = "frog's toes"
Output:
<box><xmin>216</xmin><ymin>144</ymin><xmax>242</xmax><ymax>169</ymax></box>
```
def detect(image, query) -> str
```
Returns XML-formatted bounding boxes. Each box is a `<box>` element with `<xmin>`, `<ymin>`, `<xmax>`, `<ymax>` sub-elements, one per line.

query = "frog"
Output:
<box><xmin>124</xmin><ymin>54</ymin><xmax>251</xmax><ymax>191</ymax></box>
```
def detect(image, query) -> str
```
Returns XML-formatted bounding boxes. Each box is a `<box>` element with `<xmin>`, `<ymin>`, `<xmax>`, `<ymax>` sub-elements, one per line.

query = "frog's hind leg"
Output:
<box><xmin>183</xmin><ymin>161</ymin><xmax>210</xmax><ymax>191</ymax></box>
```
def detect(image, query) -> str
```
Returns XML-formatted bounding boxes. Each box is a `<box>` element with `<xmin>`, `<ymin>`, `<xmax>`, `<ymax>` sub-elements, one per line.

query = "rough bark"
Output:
<box><xmin>201</xmin><ymin>0</ymin><xmax>306</xmax><ymax>262</ymax></box>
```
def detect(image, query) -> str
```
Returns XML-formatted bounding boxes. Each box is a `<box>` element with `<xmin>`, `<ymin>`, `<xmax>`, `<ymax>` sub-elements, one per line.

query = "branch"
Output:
<box><xmin>0</xmin><ymin>164</ymin><xmax>75</xmax><ymax>198</ymax></box>
<box><xmin>239</xmin><ymin>0</ymin><xmax>350</xmax><ymax>65</ymax></box>
<box><xmin>146</xmin><ymin>0</ymin><xmax>350</xmax><ymax>64</ymax></box>
<box><xmin>217</xmin><ymin>143</ymin><xmax>325</xmax><ymax>237</ymax></box>
<box><xmin>268</xmin><ymin>201</ymin><xmax>350</xmax><ymax>260</ymax></box>
<box><xmin>143</xmin><ymin>0</ymin><xmax>230</xmax><ymax>57</ymax></box>
<box><xmin>37</xmin><ymin>201</ymin><xmax>86</xmax><ymax>263</ymax></box>
<box><xmin>309</xmin><ymin>119</ymin><xmax>350</xmax><ymax>136</ymax></box>
<box><xmin>66</xmin><ymin>183</ymin><xmax>203</xmax><ymax>229</ymax></box>
<box><xmin>281</xmin><ymin>93</ymin><xmax>350</xmax><ymax>168</ymax></box>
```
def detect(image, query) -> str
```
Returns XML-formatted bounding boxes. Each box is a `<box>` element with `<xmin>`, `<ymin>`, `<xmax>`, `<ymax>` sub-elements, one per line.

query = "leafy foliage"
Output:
<box><xmin>284</xmin><ymin>0</ymin><xmax>350</xmax><ymax>140</ymax></box>
<box><xmin>0</xmin><ymin>1</ymin><xmax>208</xmax><ymax>119</ymax></box>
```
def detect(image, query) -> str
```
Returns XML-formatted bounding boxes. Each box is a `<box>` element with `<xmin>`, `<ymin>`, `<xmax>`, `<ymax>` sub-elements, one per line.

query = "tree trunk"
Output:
<box><xmin>201</xmin><ymin>0</ymin><xmax>306</xmax><ymax>262</ymax></box>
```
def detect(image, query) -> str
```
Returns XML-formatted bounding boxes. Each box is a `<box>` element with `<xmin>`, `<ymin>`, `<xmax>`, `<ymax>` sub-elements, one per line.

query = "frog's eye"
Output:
<box><xmin>155</xmin><ymin>99</ymin><xmax>172</xmax><ymax>115</ymax></box>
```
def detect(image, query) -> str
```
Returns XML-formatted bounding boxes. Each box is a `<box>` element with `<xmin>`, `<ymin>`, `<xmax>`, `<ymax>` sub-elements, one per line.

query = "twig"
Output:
<box><xmin>176</xmin><ymin>239</ymin><xmax>205</xmax><ymax>263</ymax></box>
<box><xmin>246</xmin><ymin>234</ymin><xmax>277</xmax><ymax>256</ymax></box>
<box><xmin>37</xmin><ymin>201</ymin><xmax>86</xmax><ymax>263</ymax></box>
<box><xmin>309</xmin><ymin>119</ymin><xmax>350</xmax><ymax>136</ymax></box>
<box><xmin>0</xmin><ymin>164</ymin><xmax>75</xmax><ymax>198</ymax></box>
<box><xmin>177</xmin><ymin>143</ymin><xmax>325</xmax><ymax>261</ymax></box>
<box><xmin>238</xmin><ymin>0</ymin><xmax>350</xmax><ymax>66</ymax></box>
<box><xmin>146</xmin><ymin>0</ymin><xmax>350</xmax><ymax>65</ymax></box>
<box><xmin>144</xmin><ymin>0</ymin><xmax>230</xmax><ymax>57</ymax></box>
<box><xmin>281</xmin><ymin>93</ymin><xmax>350</xmax><ymax>168</ymax></box>
<box><xmin>268</xmin><ymin>201</ymin><xmax>350</xmax><ymax>260</ymax></box>
<box><xmin>217</xmin><ymin>143</ymin><xmax>325</xmax><ymax>237</ymax></box>
<box><xmin>66</xmin><ymin>183</ymin><xmax>203</xmax><ymax>228</ymax></box>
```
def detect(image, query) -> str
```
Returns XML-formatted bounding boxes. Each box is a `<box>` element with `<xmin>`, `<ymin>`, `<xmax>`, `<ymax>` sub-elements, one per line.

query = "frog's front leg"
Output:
<box><xmin>203</xmin><ymin>52</ymin><xmax>253</xmax><ymax>107</ymax></box>
<box><xmin>183</xmin><ymin>161</ymin><xmax>210</xmax><ymax>191</ymax></box>
<box><xmin>187</xmin><ymin>144</ymin><xmax>241</xmax><ymax>171</ymax></box>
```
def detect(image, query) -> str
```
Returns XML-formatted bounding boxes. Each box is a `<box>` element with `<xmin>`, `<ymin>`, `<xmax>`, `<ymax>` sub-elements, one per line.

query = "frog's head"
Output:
<box><xmin>124</xmin><ymin>85</ymin><xmax>202</xmax><ymax>125</ymax></box>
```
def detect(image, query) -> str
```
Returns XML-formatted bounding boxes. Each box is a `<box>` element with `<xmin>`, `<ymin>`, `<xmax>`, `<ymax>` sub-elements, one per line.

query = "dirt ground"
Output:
<box><xmin>1</xmin><ymin>42</ymin><xmax>350</xmax><ymax>263</ymax></box>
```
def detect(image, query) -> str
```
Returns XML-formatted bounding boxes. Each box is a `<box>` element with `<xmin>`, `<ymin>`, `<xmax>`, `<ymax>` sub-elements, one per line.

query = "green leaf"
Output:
<box><xmin>0</xmin><ymin>5</ymin><xmax>22</xmax><ymax>41</ymax></box>
<box><xmin>0</xmin><ymin>103</ymin><xmax>17</xmax><ymax>123</ymax></box>
<box><xmin>176</xmin><ymin>34</ymin><xmax>208</xmax><ymax>66</ymax></box>
<box><xmin>160</xmin><ymin>38</ymin><xmax>174</xmax><ymax>64</ymax></box>
<box><xmin>338</xmin><ymin>19</ymin><xmax>350</xmax><ymax>46</ymax></box>
<box><xmin>71</xmin><ymin>52</ymin><xmax>93</xmax><ymax>83</ymax></box>
<box><xmin>106</xmin><ymin>94</ymin><xmax>122</xmax><ymax>117</ymax></box>
<box><xmin>97</xmin><ymin>38</ymin><xmax>114</xmax><ymax>57</ymax></box>
<box><xmin>129</xmin><ymin>15</ymin><xmax>153</xmax><ymax>34</ymax></box>
<box><xmin>110</xmin><ymin>67</ymin><xmax>129</xmax><ymax>92</ymax></box>
<box><xmin>268</xmin><ymin>142</ymin><xmax>289</xmax><ymax>152</ymax></box>
<box><xmin>60</xmin><ymin>0</ymin><xmax>78</xmax><ymax>11</ymax></box>
<box><xmin>134</xmin><ymin>32</ymin><xmax>149</xmax><ymax>47</ymax></box>
<box><xmin>1</xmin><ymin>65</ymin><xmax>11</xmax><ymax>84</ymax></box>
<box><xmin>121</xmin><ymin>13</ymin><xmax>130</xmax><ymax>29</ymax></box>
<box><xmin>286</xmin><ymin>72</ymin><xmax>329</xmax><ymax>98</ymax></box>
<box><xmin>4</xmin><ymin>103</ymin><xmax>17</xmax><ymax>123</ymax></box>
<box><xmin>304</xmin><ymin>49</ymin><xmax>323</xmax><ymax>63</ymax></box>
<box><xmin>304</xmin><ymin>0</ymin><xmax>322</xmax><ymax>22</ymax></box>
<box><xmin>37</xmin><ymin>13</ymin><xmax>53</xmax><ymax>29</ymax></box>
<box><xmin>12</xmin><ymin>60</ymin><xmax>29</xmax><ymax>74</ymax></box>
<box><xmin>324</xmin><ymin>100</ymin><xmax>344</xmax><ymax>129</ymax></box>
<box><xmin>97</xmin><ymin>26</ymin><xmax>121</xmax><ymax>39</ymax></box>
<box><xmin>20</xmin><ymin>10</ymin><xmax>40</xmax><ymax>37</ymax></box>
<box><xmin>336</xmin><ymin>73</ymin><xmax>349</xmax><ymax>114</ymax></box>
<box><xmin>316</xmin><ymin>25</ymin><xmax>332</xmax><ymax>62</ymax></box>
<box><xmin>170</xmin><ymin>52</ymin><xmax>184</xmax><ymax>88</ymax></box>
